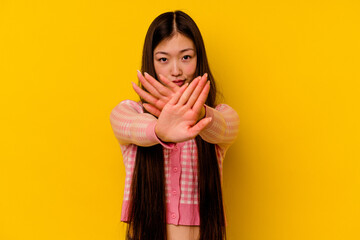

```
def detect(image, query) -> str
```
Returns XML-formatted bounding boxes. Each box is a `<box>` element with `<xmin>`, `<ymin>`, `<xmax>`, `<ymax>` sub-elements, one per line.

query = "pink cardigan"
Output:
<box><xmin>110</xmin><ymin>100</ymin><xmax>239</xmax><ymax>226</ymax></box>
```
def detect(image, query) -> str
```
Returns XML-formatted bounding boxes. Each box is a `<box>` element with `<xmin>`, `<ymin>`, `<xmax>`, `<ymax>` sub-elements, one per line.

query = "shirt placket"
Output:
<box><xmin>168</xmin><ymin>144</ymin><xmax>181</xmax><ymax>224</ymax></box>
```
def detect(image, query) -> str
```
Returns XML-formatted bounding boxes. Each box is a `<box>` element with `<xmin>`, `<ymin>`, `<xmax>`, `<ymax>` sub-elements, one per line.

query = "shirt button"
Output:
<box><xmin>171</xmin><ymin>213</ymin><xmax>176</xmax><ymax>219</ymax></box>
<box><xmin>173</xmin><ymin>167</ymin><xmax>178</xmax><ymax>172</ymax></box>
<box><xmin>172</xmin><ymin>190</ymin><xmax>177</xmax><ymax>195</ymax></box>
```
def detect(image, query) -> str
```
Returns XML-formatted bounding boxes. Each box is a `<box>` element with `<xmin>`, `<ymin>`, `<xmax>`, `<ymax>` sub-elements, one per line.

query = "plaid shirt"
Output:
<box><xmin>110</xmin><ymin>100</ymin><xmax>239</xmax><ymax>226</ymax></box>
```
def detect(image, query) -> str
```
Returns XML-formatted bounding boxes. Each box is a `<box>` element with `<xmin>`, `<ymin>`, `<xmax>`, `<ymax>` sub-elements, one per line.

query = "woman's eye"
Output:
<box><xmin>183</xmin><ymin>55</ymin><xmax>191</xmax><ymax>60</ymax></box>
<box><xmin>159</xmin><ymin>58</ymin><xmax>167</xmax><ymax>62</ymax></box>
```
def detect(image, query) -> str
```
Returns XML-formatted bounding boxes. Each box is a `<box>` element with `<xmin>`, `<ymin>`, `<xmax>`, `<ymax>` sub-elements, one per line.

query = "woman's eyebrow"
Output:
<box><xmin>179</xmin><ymin>48</ymin><xmax>195</xmax><ymax>53</ymax></box>
<box><xmin>155</xmin><ymin>48</ymin><xmax>195</xmax><ymax>55</ymax></box>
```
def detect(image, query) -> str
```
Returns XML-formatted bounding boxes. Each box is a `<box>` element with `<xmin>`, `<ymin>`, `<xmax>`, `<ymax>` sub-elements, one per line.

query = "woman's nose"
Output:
<box><xmin>171</xmin><ymin>61</ymin><xmax>182</xmax><ymax>77</ymax></box>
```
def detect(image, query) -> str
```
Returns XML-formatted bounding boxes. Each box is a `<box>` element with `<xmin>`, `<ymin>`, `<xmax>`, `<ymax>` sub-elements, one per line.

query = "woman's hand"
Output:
<box><xmin>132</xmin><ymin>71</ymin><xmax>206</xmax><ymax>118</ymax></box>
<box><xmin>154</xmin><ymin>74</ymin><xmax>211</xmax><ymax>143</ymax></box>
<box><xmin>132</xmin><ymin>71</ymin><xmax>182</xmax><ymax>117</ymax></box>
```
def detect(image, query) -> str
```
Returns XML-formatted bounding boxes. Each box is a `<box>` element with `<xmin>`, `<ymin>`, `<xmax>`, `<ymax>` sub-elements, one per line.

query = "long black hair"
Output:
<box><xmin>127</xmin><ymin>11</ymin><xmax>226</xmax><ymax>240</ymax></box>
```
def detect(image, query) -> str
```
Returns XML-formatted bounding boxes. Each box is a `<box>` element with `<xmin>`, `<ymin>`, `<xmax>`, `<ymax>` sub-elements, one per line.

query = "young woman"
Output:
<box><xmin>110</xmin><ymin>11</ymin><xmax>239</xmax><ymax>240</ymax></box>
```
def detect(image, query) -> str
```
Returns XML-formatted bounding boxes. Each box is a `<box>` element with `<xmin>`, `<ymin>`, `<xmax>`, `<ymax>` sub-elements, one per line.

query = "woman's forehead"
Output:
<box><xmin>154</xmin><ymin>33</ymin><xmax>195</xmax><ymax>55</ymax></box>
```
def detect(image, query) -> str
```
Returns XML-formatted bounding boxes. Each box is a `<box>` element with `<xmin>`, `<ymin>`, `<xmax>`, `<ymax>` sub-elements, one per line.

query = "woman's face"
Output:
<box><xmin>153</xmin><ymin>33</ymin><xmax>197</xmax><ymax>87</ymax></box>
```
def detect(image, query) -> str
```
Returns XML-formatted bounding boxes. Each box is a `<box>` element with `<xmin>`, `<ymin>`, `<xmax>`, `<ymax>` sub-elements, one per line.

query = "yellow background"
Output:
<box><xmin>1</xmin><ymin>0</ymin><xmax>359</xmax><ymax>239</ymax></box>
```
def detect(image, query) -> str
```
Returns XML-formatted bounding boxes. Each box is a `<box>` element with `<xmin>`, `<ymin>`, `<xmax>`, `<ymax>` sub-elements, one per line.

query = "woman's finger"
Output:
<box><xmin>144</xmin><ymin>72</ymin><xmax>174</xmax><ymax>97</ymax></box>
<box><xmin>177</xmin><ymin>77</ymin><xmax>201</xmax><ymax>106</ymax></box>
<box><xmin>188</xmin><ymin>117</ymin><xmax>212</xmax><ymax>136</ymax></box>
<box><xmin>132</xmin><ymin>82</ymin><xmax>158</xmax><ymax>105</ymax></box>
<box><xmin>192</xmin><ymin>80</ymin><xmax>210</xmax><ymax>112</ymax></box>
<box><xmin>168</xmin><ymin>82</ymin><xmax>189</xmax><ymax>105</ymax></box>
<box><xmin>158</xmin><ymin>74</ymin><xmax>179</xmax><ymax>91</ymax></box>
<box><xmin>137</xmin><ymin>71</ymin><xmax>162</xmax><ymax>99</ymax></box>
<box><xmin>186</xmin><ymin>73</ymin><xmax>208</xmax><ymax>108</ymax></box>
<box><xmin>143</xmin><ymin>103</ymin><xmax>161</xmax><ymax>118</ymax></box>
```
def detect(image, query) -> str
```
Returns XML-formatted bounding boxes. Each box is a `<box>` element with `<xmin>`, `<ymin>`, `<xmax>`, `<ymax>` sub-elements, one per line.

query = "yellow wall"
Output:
<box><xmin>1</xmin><ymin>0</ymin><xmax>359</xmax><ymax>239</ymax></box>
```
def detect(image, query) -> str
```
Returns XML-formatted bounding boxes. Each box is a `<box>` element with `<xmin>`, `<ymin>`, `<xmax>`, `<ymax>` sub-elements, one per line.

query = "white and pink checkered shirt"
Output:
<box><xmin>110</xmin><ymin>100</ymin><xmax>239</xmax><ymax>226</ymax></box>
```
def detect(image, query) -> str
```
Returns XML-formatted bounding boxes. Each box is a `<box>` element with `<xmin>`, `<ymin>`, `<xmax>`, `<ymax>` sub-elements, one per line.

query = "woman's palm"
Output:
<box><xmin>155</xmin><ymin>76</ymin><xmax>211</xmax><ymax>143</ymax></box>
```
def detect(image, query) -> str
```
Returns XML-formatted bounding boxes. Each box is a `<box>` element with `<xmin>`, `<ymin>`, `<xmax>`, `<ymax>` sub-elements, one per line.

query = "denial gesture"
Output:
<box><xmin>132</xmin><ymin>72</ymin><xmax>211</xmax><ymax>143</ymax></box>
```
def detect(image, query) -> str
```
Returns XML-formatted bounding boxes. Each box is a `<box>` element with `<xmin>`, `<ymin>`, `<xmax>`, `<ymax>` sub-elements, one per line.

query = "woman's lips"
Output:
<box><xmin>173</xmin><ymin>80</ymin><xmax>185</xmax><ymax>86</ymax></box>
